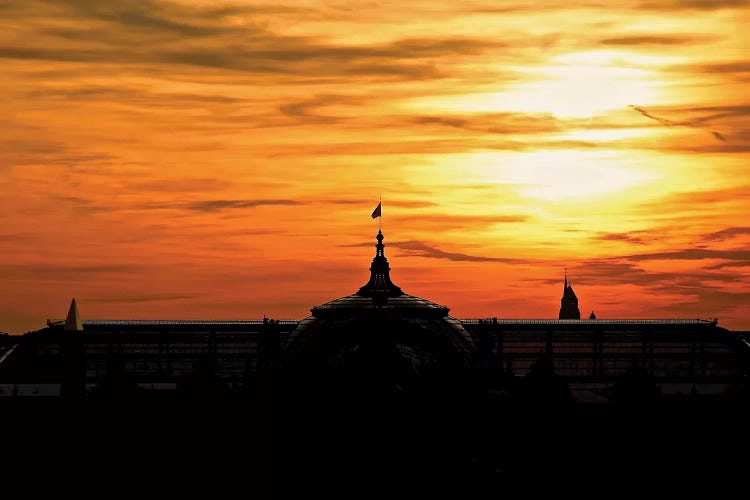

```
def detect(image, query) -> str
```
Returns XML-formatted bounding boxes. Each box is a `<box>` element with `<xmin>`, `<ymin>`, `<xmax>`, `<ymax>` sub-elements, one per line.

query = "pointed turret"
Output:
<box><xmin>64</xmin><ymin>298</ymin><xmax>83</xmax><ymax>331</ymax></box>
<box><xmin>589</xmin><ymin>310</ymin><xmax>596</xmax><ymax>320</ymax></box>
<box><xmin>356</xmin><ymin>230</ymin><xmax>403</xmax><ymax>300</ymax></box>
<box><xmin>559</xmin><ymin>272</ymin><xmax>581</xmax><ymax>320</ymax></box>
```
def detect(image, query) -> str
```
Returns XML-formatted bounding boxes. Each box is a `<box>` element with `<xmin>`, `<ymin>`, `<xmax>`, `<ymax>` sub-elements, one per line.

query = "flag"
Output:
<box><xmin>371</xmin><ymin>201</ymin><xmax>382</xmax><ymax>219</ymax></box>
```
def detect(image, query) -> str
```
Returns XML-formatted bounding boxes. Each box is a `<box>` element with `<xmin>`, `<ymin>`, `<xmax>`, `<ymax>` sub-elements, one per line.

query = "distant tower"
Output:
<box><xmin>559</xmin><ymin>270</ymin><xmax>581</xmax><ymax>319</ymax></box>
<box><xmin>64</xmin><ymin>298</ymin><xmax>83</xmax><ymax>331</ymax></box>
<box><xmin>589</xmin><ymin>311</ymin><xmax>596</xmax><ymax>320</ymax></box>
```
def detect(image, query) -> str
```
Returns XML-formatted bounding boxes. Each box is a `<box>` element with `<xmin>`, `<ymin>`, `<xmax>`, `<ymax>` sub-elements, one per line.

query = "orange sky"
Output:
<box><xmin>2</xmin><ymin>0</ymin><xmax>750</xmax><ymax>333</ymax></box>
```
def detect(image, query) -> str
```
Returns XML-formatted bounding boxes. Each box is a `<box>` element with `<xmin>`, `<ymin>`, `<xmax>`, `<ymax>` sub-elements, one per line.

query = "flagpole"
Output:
<box><xmin>379</xmin><ymin>193</ymin><xmax>382</xmax><ymax>232</ymax></box>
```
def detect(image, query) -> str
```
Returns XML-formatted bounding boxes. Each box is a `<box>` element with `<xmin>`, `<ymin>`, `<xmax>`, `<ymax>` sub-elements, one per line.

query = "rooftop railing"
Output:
<box><xmin>460</xmin><ymin>319</ymin><xmax>717</xmax><ymax>326</ymax></box>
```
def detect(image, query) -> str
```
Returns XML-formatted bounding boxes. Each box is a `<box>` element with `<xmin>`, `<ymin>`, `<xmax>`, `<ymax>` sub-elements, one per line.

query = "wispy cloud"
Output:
<box><xmin>619</xmin><ymin>248</ymin><xmax>750</xmax><ymax>262</ymax></box>
<box><xmin>629</xmin><ymin>105</ymin><xmax>728</xmax><ymax>142</ymax></box>
<box><xmin>636</xmin><ymin>186</ymin><xmax>750</xmax><ymax>214</ymax></box>
<box><xmin>0</xmin><ymin>1</ymin><xmax>505</xmax><ymax>81</ymax></box>
<box><xmin>181</xmin><ymin>199</ymin><xmax>303</xmax><ymax>212</ymax></box>
<box><xmin>593</xmin><ymin>232</ymin><xmax>647</xmax><ymax>245</ymax></box>
<box><xmin>705</xmin><ymin>261</ymin><xmax>750</xmax><ymax>270</ymax></box>
<box><xmin>601</xmin><ymin>34</ymin><xmax>712</xmax><ymax>45</ymax></box>
<box><xmin>702</xmin><ymin>226</ymin><xmax>750</xmax><ymax>242</ymax></box>
<box><xmin>395</xmin><ymin>241</ymin><xmax>527</xmax><ymax>263</ymax></box>
<box><xmin>0</xmin><ymin>264</ymin><xmax>140</xmax><ymax>279</ymax></box>
<box><xmin>279</xmin><ymin>94</ymin><xmax>361</xmax><ymax>124</ymax></box>
<box><xmin>638</xmin><ymin>0</ymin><xmax>749</xmax><ymax>10</ymax></box>
<box><xmin>307</xmin><ymin>199</ymin><xmax>437</xmax><ymax>208</ymax></box>
<box><xmin>130</xmin><ymin>178</ymin><xmax>232</xmax><ymax>193</ymax></box>
<box><xmin>341</xmin><ymin>239</ymin><xmax>526</xmax><ymax>263</ymax></box>
<box><xmin>89</xmin><ymin>294</ymin><xmax>195</xmax><ymax>303</ymax></box>
<box><xmin>388</xmin><ymin>214</ymin><xmax>529</xmax><ymax>231</ymax></box>
<box><xmin>409</xmin><ymin>112</ymin><xmax>561</xmax><ymax>135</ymax></box>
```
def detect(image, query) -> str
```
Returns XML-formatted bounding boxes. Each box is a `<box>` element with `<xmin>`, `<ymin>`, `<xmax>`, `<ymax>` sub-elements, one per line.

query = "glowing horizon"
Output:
<box><xmin>1</xmin><ymin>0</ymin><xmax>749</xmax><ymax>333</ymax></box>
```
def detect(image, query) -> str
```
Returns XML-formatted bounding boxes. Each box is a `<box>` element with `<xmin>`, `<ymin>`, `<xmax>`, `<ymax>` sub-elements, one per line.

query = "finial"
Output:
<box><xmin>357</xmin><ymin>229</ymin><xmax>403</xmax><ymax>299</ymax></box>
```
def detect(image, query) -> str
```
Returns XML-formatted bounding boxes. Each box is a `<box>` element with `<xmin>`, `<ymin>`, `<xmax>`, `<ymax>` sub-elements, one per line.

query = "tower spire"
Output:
<box><xmin>64</xmin><ymin>298</ymin><xmax>83</xmax><ymax>331</ymax></box>
<box><xmin>356</xmin><ymin>230</ymin><xmax>403</xmax><ymax>299</ymax></box>
<box><xmin>559</xmin><ymin>271</ymin><xmax>581</xmax><ymax>320</ymax></box>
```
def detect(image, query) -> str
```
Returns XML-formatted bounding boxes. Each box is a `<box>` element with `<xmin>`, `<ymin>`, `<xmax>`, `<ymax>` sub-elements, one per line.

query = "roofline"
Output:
<box><xmin>44</xmin><ymin>318</ymin><xmax>718</xmax><ymax>327</ymax></box>
<box><xmin>46</xmin><ymin>319</ymin><xmax>301</xmax><ymax>326</ymax></box>
<box><xmin>460</xmin><ymin>319</ymin><xmax>718</xmax><ymax>325</ymax></box>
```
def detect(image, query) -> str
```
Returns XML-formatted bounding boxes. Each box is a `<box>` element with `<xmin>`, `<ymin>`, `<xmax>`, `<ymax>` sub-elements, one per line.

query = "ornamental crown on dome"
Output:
<box><xmin>356</xmin><ymin>230</ymin><xmax>403</xmax><ymax>299</ymax></box>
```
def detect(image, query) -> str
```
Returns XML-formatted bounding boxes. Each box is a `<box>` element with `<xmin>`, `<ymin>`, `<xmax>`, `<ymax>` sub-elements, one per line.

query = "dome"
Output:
<box><xmin>284</xmin><ymin>230</ymin><xmax>475</xmax><ymax>393</ymax></box>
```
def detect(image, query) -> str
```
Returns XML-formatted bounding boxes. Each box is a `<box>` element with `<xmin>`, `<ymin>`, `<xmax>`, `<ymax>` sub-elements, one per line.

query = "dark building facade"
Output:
<box><xmin>468</xmin><ymin>317</ymin><xmax>749</xmax><ymax>401</ymax></box>
<box><xmin>3</xmin><ymin>314</ymin><xmax>747</xmax><ymax>402</ymax></box>
<box><xmin>285</xmin><ymin>230</ymin><xmax>475</xmax><ymax>393</ymax></box>
<box><xmin>1</xmin><ymin>231</ymin><xmax>748</xmax><ymax>404</ymax></box>
<box><xmin>2</xmin><ymin>231</ymin><xmax>750</xmax><ymax>495</ymax></box>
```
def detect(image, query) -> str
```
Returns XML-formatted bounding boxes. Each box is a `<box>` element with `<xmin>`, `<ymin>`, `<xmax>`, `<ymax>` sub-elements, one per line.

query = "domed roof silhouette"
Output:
<box><xmin>284</xmin><ymin>230</ymin><xmax>475</xmax><ymax>392</ymax></box>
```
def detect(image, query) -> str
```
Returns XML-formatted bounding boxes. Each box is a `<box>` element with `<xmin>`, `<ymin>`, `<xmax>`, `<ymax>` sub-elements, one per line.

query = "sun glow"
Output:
<box><xmin>408</xmin><ymin>51</ymin><xmax>664</xmax><ymax>119</ymax></box>
<box><xmin>2</xmin><ymin>1</ymin><xmax>750</xmax><ymax>332</ymax></box>
<box><xmin>470</xmin><ymin>150</ymin><xmax>659</xmax><ymax>202</ymax></box>
<box><xmin>555</xmin><ymin>128</ymin><xmax>650</xmax><ymax>142</ymax></box>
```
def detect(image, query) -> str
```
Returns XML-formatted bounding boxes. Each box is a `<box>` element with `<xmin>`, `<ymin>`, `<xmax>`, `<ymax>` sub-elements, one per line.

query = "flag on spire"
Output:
<box><xmin>371</xmin><ymin>201</ymin><xmax>382</xmax><ymax>219</ymax></box>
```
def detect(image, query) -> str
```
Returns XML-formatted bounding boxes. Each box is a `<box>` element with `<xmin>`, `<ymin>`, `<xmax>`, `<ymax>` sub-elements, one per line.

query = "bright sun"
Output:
<box><xmin>502</xmin><ymin>51</ymin><xmax>663</xmax><ymax>118</ymax></box>
<box><xmin>408</xmin><ymin>50</ymin><xmax>666</xmax><ymax>119</ymax></box>
<box><xmin>503</xmin><ymin>150</ymin><xmax>657</xmax><ymax>201</ymax></box>
<box><xmin>433</xmin><ymin>150</ymin><xmax>659</xmax><ymax>203</ymax></box>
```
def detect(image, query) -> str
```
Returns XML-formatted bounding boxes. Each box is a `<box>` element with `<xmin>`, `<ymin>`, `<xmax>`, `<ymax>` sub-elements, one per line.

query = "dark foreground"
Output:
<box><xmin>2</xmin><ymin>392</ymin><xmax>749</xmax><ymax>498</ymax></box>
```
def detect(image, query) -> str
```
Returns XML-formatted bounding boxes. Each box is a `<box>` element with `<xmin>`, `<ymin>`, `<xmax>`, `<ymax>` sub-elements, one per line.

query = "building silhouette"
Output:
<box><xmin>559</xmin><ymin>270</ymin><xmax>581</xmax><ymax>319</ymax></box>
<box><xmin>1</xmin><ymin>232</ymin><xmax>747</xmax><ymax>403</ymax></box>
<box><xmin>285</xmin><ymin>230</ymin><xmax>474</xmax><ymax>394</ymax></box>
<box><xmin>1</xmin><ymin>230</ymin><xmax>750</xmax><ymax>494</ymax></box>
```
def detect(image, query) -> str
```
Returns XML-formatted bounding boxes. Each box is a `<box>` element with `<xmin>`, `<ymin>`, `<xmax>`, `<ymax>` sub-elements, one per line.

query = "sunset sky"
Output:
<box><xmin>2</xmin><ymin>0</ymin><xmax>750</xmax><ymax>333</ymax></box>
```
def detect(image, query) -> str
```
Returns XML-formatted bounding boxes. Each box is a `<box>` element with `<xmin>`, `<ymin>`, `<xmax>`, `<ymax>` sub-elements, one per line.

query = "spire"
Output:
<box><xmin>64</xmin><ymin>298</ymin><xmax>83</xmax><ymax>331</ymax></box>
<box><xmin>356</xmin><ymin>230</ymin><xmax>403</xmax><ymax>300</ymax></box>
<box><xmin>559</xmin><ymin>271</ymin><xmax>580</xmax><ymax>320</ymax></box>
